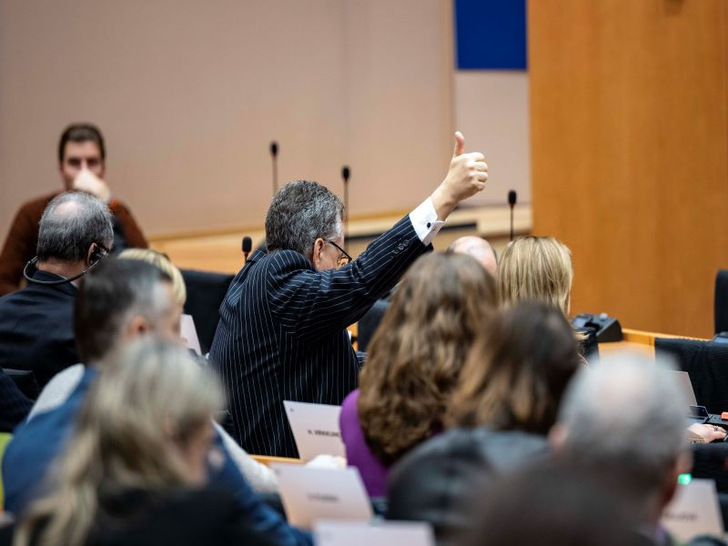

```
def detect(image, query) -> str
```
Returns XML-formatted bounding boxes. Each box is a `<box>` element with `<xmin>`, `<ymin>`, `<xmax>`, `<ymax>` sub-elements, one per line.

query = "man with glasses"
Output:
<box><xmin>0</xmin><ymin>191</ymin><xmax>114</xmax><ymax>390</ymax></box>
<box><xmin>210</xmin><ymin>133</ymin><xmax>489</xmax><ymax>458</ymax></box>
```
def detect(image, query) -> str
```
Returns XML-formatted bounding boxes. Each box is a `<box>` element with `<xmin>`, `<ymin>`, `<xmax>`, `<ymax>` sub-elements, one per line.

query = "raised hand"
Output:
<box><xmin>431</xmin><ymin>131</ymin><xmax>488</xmax><ymax>220</ymax></box>
<box><xmin>73</xmin><ymin>168</ymin><xmax>112</xmax><ymax>204</ymax></box>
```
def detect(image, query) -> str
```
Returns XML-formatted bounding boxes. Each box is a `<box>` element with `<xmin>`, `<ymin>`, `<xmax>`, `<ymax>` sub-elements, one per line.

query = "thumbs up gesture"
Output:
<box><xmin>431</xmin><ymin>131</ymin><xmax>488</xmax><ymax>220</ymax></box>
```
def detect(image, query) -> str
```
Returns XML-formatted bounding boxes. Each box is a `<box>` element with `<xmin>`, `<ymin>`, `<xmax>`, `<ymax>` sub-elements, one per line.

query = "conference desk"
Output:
<box><xmin>599</xmin><ymin>328</ymin><xmax>707</xmax><ymax>356</ymax></box>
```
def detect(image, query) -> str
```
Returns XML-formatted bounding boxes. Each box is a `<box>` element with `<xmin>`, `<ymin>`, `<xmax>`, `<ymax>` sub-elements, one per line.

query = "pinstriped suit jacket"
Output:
<box><xmin>209</xmin><ymin>216</ymin><xmax>430</xmax><ymax>457</ymax></box>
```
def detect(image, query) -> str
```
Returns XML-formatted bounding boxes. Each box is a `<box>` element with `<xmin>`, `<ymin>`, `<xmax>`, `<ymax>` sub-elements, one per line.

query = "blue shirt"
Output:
<box><xmin>2</xmin><ymin>366</ymin><xmax>311</xmax><ymax>545</ymax></box>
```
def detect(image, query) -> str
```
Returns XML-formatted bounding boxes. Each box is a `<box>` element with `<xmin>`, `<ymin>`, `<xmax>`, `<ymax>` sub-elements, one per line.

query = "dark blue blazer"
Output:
<box><xmin>0</xmin><ymin>368</ymin><xmax>32</xmax><ymax>433</ymax></box>
<box><xmin>0</xmin><ymin>270</ymin><xmax>78</xmax><ymax>390</ymax></box>
<box><xmin>209</xmin><ymin>216</ymin><xmax>430</xmax><ymax>457</ymax></box>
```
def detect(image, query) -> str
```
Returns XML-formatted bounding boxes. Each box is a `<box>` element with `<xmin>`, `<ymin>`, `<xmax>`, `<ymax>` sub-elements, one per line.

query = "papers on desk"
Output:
<box><xmin>315</xmin><ymin>521</ymin><xmax>434</xmax><ymax>546</ymax></box>
<box><xmin>661</xmin><ymin>479</ymin><xmax>723</xmax><ymax>541</ymax></box>
<box><xmin>272</xmin><ymin>464</ymin><xmax>372</xmax><ymax>530</ymax></box>
<box><xmin>180</xmin><ymin>314</ymin><xmax>202</xmax><ymax>355</ymax></box>
<box><xmin>283</xmin><ymin>400</ymin><xmax>345</xmax><ymax>461</ymax></box>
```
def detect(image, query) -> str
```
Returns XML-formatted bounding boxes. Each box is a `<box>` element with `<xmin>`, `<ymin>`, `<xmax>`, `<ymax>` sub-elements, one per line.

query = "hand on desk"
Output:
<box><xmin>688</xmin><ymin>423</ymin><xmax>727</xmax><ymax>443</ymax></box>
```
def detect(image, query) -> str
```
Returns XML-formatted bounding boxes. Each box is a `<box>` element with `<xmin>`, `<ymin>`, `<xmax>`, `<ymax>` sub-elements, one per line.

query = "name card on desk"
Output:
<box><xmin>180</xmin><ymin>314</ymin><xmax>202</xmax><ymax>355</ymax></box>
<box><xmin>283</xmin><ymin>400</ymin><xmax>345</xmax><ymax>461</ymax></box>
<box><xmin>272</xmin><ymin>464</ymin><xmax>373</xmax><ymax>530</ymax></box>
<box><xmin>315</xmin><ymin>521</ymin><xmax>434</xmax><ymax>546</ymax></box>
<box><xmin>661</xmin><ymin>479</ymin><xmax>723</xmax><ymax>542</ymax></box>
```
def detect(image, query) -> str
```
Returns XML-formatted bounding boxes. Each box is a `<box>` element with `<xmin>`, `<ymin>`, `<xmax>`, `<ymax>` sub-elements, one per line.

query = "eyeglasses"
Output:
<box><xmin>326</xmin><ymin>240</ymin><xmax>353</xmax><ymax>268</ymax></box>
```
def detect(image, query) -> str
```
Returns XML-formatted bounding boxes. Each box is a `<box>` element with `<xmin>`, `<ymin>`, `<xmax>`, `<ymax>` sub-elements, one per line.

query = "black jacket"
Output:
<box><xmin>0</xmin><ymin>270</ymin><xmax>78</xmax><ymax>390</ymax></box>
<box><xmin>386</xmin><ymin>427</ymin><xmax>549</xmax><ymax>546</ymax></box>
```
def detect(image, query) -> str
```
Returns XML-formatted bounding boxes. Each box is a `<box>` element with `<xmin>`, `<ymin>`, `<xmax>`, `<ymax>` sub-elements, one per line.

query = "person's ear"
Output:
<box><xmin>126</xmin><ymin>315</ymin><xmax>150</xmax><ymax>338</ymax></box>
<box><xmin>86</xmin><ymin>244</ymin><xmax>98</xmax><ymax>267</ymax></box>
<box><xmin>311</xmin><ymin>238</ymin><xmax>326</xmax><ymax>270</ymax></box>
<box><xmin>548</xmin><ymin>423</ymin><xmax>568</xmax><ymax>453</ymax></box>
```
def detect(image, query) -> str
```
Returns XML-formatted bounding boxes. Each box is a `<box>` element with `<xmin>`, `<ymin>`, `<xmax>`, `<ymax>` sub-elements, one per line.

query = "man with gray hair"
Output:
<box><xmin>550</xmin><ymin>354</ymin><xmax>693</xmax><ymax>542</ymax></box>
<box><xmin>211</xmin><ymin>132</ymin><xmax>489</xmax><ymax>457</ymax></box>
<box><xmin>448</xmin><ymin>235</ymin><xmax>498</xmax><ymax>276</ymax></box>
<box><xmin>0</xmin><ymin>191</ymin><xmax>113</xmax><ymax>389</ymax></box>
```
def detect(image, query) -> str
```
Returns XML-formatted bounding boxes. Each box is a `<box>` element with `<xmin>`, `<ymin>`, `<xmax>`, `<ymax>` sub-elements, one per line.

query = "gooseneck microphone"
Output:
<box><xmin>242</xmin><ymin>236</ymin><xmax>252</xmax><ymax>262</ymax></box>
<box><xmin>270</xmin><ymin>141</ymin><xmax>279</xmax><ymax>196</ymax></box>
<box><xmin>342</xmin><ymin>166</ymin><xmax>351</xmax><ymax>251</ymax></box>
<box><xmin>508</xmin><ymin>190</ymin><xmax>517</xmax><ymax>242</ymax></box>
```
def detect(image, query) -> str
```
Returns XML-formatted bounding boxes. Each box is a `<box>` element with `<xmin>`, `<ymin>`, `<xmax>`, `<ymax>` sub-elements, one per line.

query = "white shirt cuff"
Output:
<box><xmin>409</xmin><ymin>197</ymin><xmax>445</xmax><ymax>246</ymax></box>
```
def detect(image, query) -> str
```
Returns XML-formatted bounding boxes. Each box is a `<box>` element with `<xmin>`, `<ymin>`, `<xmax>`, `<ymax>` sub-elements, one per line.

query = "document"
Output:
<box><xmin>661</xmin><ymin>478</ymin><xmax>723</xmax><ymax>541</ymax></box>
<box><xmin>180</xmin><ymin>314</ymin><xmax>202</xmax><ymax>355</ymax></box>
<box><xmin>314</xmin><ymin>521</ymin><xmax>434</xmax><ymax>546</ymax></box>
<box><xmin>272</xmin><ymin>464</ymin><xmax>373</xmax><ymax>529</ymax></box>
<box><xmin>283</xmin><ymin>400</ymin><xmax>345</xmax><ymax>461</ymax></box>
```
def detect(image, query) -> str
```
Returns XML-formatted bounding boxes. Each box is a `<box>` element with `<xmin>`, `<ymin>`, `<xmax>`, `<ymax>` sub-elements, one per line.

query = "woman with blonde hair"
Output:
<box><xmin>118</xmin><ymin>248</ymin><xmax>187</xmax><ymax>305</ymax></box>
<box><xmin>340</xmin><ymin>252</ymin><xmax>497</xmax><ymax>497</ymax></box>
<box><xmin>13</xmin><ymin>339</ymin><xmax>269</xmax><ymax>546</ymax></box>
<box><xmin>497</xmin><ymin>236</ymin><xmax>573</xmax><ymax>315</ymax></box>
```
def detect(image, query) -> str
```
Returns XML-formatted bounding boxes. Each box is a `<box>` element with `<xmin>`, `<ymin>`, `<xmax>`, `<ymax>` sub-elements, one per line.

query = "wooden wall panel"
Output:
<box><xmin>529</xmin><ymin>0</ymin><xmax>728</xmax><ymax>337</ymax></box>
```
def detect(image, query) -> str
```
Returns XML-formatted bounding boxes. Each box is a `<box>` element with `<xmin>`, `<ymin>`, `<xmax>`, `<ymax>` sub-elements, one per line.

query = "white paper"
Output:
<box><xmin>315</xmin><ymin>521</ymin><xmax>434</xmax><ymax>546</ymax></box>
<box><xmin>180</xmin><ymin>314</ymin><xmax>202</xmax><ymax>355</ymax></box>
<box><xmin>272</xmin><ymin>464</ymin><xmax>373</xmax><ymax>530</ymax></box>
<box><xmin>661</xmin><ymin>479</ymin><xmax>723</xmax><ymax>542</ymax></box>
<box><xmin>672</xmin><ymin>370</ymin><xmax>698</xmax><ymax>407</ymax></box>
<box><xmin>283</xmin><ymin>400</ymin><xmax>345</xmax><ymax>461</ymax></box>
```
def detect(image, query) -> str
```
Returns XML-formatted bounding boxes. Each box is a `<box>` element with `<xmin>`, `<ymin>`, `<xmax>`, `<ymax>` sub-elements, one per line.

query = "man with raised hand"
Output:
<box><xmin>210</xmin><ymin>132</ymin><xmax>488</xmax><ymax>457</ymax></box>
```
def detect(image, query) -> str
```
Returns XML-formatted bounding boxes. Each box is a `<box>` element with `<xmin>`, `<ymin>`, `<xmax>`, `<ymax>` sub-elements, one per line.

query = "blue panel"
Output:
<box><xmin>454</xmin><ymin>0</ymin><xmax>527</xmax><ymax>70</ymax></box>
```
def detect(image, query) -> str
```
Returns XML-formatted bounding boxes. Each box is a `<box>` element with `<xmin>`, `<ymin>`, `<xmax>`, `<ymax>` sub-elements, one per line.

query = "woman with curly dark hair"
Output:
<box><xmin>339</xmin><ymin>252</ymin><xmax>496</xmax><ymax>496</ymax></box>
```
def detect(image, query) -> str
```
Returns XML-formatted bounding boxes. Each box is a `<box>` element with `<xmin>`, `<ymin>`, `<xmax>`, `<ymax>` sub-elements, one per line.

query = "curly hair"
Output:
<box><xmin>446</xmin><ymin>301</ymin><xmax>582</xmax><ymax>434</ymax></box>
<box><xmin>357</xmin><ymin>252</ymin><xmax>496</xmax><ymax>466</ymax></box>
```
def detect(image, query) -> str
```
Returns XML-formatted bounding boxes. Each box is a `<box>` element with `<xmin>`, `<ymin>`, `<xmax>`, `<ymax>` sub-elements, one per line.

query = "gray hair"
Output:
<box><xmin>558</xmin><ymin>352</ymin><xmax>688</xmax><ymax>491</ymax></box>
<box><xmin>37</xmin><ymin>192</ymin><xmax>114</xmax><ymax>262</ymax></box>
<box><xmin>265</xmin><ymin>180</ymin><xmax>344</xmax><ymax>259</ymax></box>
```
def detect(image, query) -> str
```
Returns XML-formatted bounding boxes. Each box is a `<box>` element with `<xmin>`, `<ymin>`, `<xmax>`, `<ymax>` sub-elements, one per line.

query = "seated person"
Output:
<box><xmin>447</xmin><ymin>235</ymin><xmax>498</xmax><ymax>276</ymax></box>
<box><xmin>27</xmin><ymin>248</ymin><xmax>278</xmax><ymax>494</ymax></box>
<box><xmin>0</xmin><ymin>191</ymin><xmax>113</xmax><ymax>389</ymax></box>
<box><xmin>386</xmin><ymin>301</ymin><xmax>582</xmax><ymax>546</ymax></box>
<box><xmin>340</xmin><ymin>252</ymin><xmax>496</xmax><ymax>496</ymax></box>
<box><xmin>0</xmin><ymin>123</ymin><xmax>147</xmax><ymax>296</ymax></box>
<box><xmin>3</xmin><ymin>259</ymin><xmax>310</xmax><ymax>545</ymax></box>
<box><xmin>210</xmin><ymin>132</ymin><xmax>489</xmax><ymax>457</ymax></box>
<box><xmin>10</xmin><ymin>339</ymin><xmax>271</xmax><ymax>546</ymax></box>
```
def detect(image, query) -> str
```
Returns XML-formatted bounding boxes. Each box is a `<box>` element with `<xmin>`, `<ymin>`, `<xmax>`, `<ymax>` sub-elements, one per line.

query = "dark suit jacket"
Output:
<box><xmin>0</xmin><ymin>368</ymin><xmax>32</xmax><ymax>432</ymax></box>
<box><xmin>209</xmin><ymin>216</ymin><xmax>429</xmax><ymax>457</ymax></box>
<box><xmin>0</xmin><ymin>270</ymin><xmax>79</xmax><ymax>390</ymax></box>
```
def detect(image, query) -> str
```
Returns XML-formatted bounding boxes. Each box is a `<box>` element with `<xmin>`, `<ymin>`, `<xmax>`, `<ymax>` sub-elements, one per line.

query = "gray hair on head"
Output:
<box><xmin>558</xmin><ymin>352</ymin><xmax>688</xmax><ymax>491</ymax></box>
<box><xmin>37</xmin><ymin>191</ymin><xmax>113</xmax><ymax>262</ymax></box>
<box><xmin>265</xmin><ymin>180</ymin><xmax>344</xmax><ymax>259</ymax></box>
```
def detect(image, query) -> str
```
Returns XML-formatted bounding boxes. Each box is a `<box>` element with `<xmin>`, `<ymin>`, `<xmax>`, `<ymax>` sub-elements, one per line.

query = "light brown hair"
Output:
<box><xmin>447</xmin><ymin>301</ymin><xmax>581</xmax><ymax>434</ymax></box>
<box><xmin>14</xmin><ymin>340</ymin><xmax>221</xmax><ymax>546</ymax></box>
<box><xmin>357</xmin><ymin>252</ymin><xmax>496</xmax><ymax>466</ymax></box>
<box><xmin>497</xmin><ymin>236</ymin><xmax>573</xmax><ymax>315</ymax></box>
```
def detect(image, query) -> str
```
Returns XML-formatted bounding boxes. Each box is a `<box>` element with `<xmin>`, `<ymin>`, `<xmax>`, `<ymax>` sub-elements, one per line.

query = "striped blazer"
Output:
<box><xmin>209</xmin><ymin>216</ymin><xmax>429</xmax><ymax>457</ymax></box>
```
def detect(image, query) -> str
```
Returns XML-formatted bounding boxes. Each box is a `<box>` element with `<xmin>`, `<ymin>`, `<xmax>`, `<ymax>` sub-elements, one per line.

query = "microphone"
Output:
<box><xmin>342</xmin><ymin>166</ymin><xmax>351</xmax><ymax>251</ymax></box>
<box><xmin>270</xmin><ymin>141</ymin><xmax>279</xmax><ymax>196</ymax></box>
<box><xmin>242</xmin><ymin>236</ymin><xmax>252</xmax><ymax>262</ymax></box>
<box><xmin>508</xmin><ymin>190</ymin><xmax>517</xmax><ymax>241</ymax></box>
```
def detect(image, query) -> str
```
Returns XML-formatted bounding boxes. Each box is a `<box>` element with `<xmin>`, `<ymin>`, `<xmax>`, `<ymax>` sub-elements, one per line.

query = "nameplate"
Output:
<box><xmin>283</xmin><ymin>400</ymin><xmax>345</xmax><ymax>461</ymax></box>
<box><xmin>661</xmin><ymin>478</ymin><xmax>723</xmax><ymax>541</ymax></box>
<box><xmin>180</xmin><ymin>314</ymin><xmax>202</xmax><ymax>355</ymax></box>
<box><xmin>315</xmin><ymin>521</ymin><xmax>434</xmax><ymax>546</ymax></box>
<box><xmin>272</xmin><ymin>464</ymin><xmax>373</xmax><ymax>530</ymax></box>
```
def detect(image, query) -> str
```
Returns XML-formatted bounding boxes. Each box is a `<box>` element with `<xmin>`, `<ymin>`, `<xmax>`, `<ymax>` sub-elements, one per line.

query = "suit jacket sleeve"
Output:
<box><xmin>109</xmin><ymin>199</ymin><xmax>148</xmax><ymax>249</ymax></box>
<box><xmin>268</xmin><ymin>216</ymin><xmax>429</xmax><ymax>340</ymax></box>
<box><xmin>0</xmin><ymin>202</ymin><xmax>42</xmax><ymax>296</ymax></box>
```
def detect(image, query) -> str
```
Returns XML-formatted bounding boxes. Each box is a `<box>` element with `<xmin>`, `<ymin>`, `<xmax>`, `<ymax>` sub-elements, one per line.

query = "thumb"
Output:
<box><xmin>452</xmin><ymin>131</ymin><xmax>465</xmax><ymax>157</ymax></box>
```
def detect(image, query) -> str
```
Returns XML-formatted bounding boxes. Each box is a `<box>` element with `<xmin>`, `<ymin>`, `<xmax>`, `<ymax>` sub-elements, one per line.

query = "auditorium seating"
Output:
<box><xmin>180</xmin><ymin>269</ymin><xmax>235</xmax><ymax>354</ymax></box>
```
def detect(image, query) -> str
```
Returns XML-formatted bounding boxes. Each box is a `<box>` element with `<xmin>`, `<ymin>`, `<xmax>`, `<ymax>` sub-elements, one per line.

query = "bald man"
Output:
<box><xmin>448</xmin><ymin>236</ymin><xmax>498</xmax><ymax>276</ymax></box>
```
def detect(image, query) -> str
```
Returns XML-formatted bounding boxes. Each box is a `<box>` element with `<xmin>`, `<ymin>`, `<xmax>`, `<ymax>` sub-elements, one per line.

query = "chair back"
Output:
<box><xmin>180</xmin><ymin>269</ymin><xmax>235</xmax><ymax>354</ymax></box>
<box><xmin>715</xmin><ymin>269</ymin><xmax>728</xmax><ymax>335</ymax></box>
<box><xmin>2</xmin><ymin>368</ymin><xmax>40</xmax><ymax>400</ymax></box>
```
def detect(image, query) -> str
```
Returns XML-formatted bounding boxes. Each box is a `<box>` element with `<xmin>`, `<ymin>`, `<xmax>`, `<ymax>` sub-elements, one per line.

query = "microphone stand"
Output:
<box><xmin>270</xmin><ymin>141</ymin><xmax>279</xmax><ymax>196</ymax></box>
<box><xmin>342</xmin><ymin>166</ymin><xmax>351</xmax><ymax>251</ymax></box>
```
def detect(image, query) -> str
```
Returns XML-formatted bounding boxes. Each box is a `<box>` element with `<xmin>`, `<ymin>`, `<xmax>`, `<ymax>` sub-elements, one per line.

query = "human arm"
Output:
<box><xmin>214</xmin><ymin>421</ymin><xmax>278</xmax><ymax>494</ymax></box>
